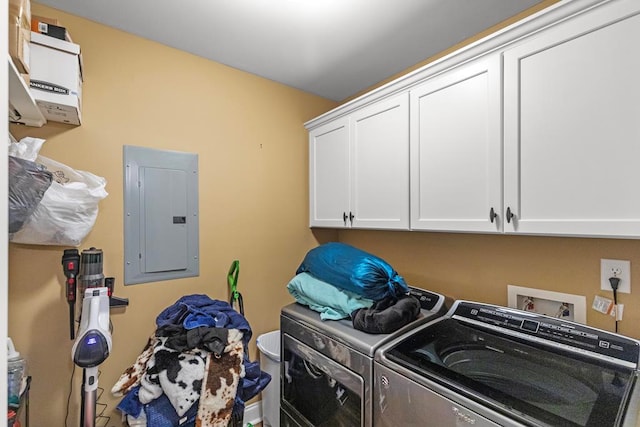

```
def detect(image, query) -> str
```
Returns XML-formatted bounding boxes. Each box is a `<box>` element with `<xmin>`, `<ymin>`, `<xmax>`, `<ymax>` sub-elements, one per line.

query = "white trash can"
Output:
<box><xmin>257</xmin><ymin>330</ymin><xmax>280</xmax><ymax>427</ymax></box>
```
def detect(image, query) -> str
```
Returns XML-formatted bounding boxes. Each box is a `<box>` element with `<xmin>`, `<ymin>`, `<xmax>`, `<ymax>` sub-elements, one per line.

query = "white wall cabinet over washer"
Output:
<box><xmin>308</xmin><ymin>117</ymin><xmax>350</xmax><ymax>228</ymax></box>
<box><xmin>409</xmin><ymin>54</ymin><xmax>502</xmax><ymax>233</ymax></box>
<box><xmin>503</xmin><ymin>0</ymin><xmax>640</xmax><ymax>238</ymax></box>
<box><xmin>309</xmin><ymin>93</ymin><xmax>410</xmax><ymax>229</ymax></box>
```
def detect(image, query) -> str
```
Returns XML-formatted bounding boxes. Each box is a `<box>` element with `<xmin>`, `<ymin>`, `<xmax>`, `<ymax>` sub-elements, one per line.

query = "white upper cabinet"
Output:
<box><xmin>306</xmin><ymin>0</ymin><xmax>640</xmax><ymax>238</ymax></box>
<box><xmin>309</xmin><ymin>117</ymin><xmax>350</xmax><ymax>227</ymax></box>
<box><xmin>309</xmin><ymin>93</ymin><xmax>409</xmax><ymax>229</ymax></box>
<box><xmin>350</xmin><ymin>93</ymin><xmax>409</xmax><ymax>230</ymax></box>
<box><xmin>410</xmin><ymin>54</ymin><xmax>502</xmax><ymax>233</ymax></box>
<box><xmin>503</xmin><ymin>0</ymin><xmax>640</xmax><ymax>238</ymax></box>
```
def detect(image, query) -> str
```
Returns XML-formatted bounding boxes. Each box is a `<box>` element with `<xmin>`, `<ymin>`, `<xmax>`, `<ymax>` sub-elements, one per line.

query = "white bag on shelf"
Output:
<box><xmin>7</xmin><ymin>136</ymin><xmax>46</xmax><ymax>162</ymax></box>
<box><xmin>10</xmin><ymin>154</ymin><xmax>108</xmax><ymax>246</ymax></box>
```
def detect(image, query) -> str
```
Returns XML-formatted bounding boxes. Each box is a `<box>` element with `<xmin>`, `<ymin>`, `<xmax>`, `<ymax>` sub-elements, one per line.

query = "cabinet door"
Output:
<box><xmin>350</xmin><ymin>93</ymin><xmax>409</xmax><ymax>229</ymax></box>
<box><xmin>410</xmin><ymin>55</ymin><xmax>502</xmax><ymax>232</ymax></box>
<box><xmin>309</xmin><ymin>117</ymin><xmax>350</xmax><ymax>227</ymax></box>
<box><xmin>504</xmin><ymin>1</ymin><xmax>640</xmax><ymax>237</ymax></box>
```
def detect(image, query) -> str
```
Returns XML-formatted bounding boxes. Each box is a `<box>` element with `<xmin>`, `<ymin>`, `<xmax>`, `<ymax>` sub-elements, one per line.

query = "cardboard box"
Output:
<box><xmin>31</xmin><ymin>15</ymin><xmax>68</xmax><ymax>41</ymax></box>
<box><xmin>9</xmin><ymin>0</ymin><xmax>31</xmax><ymax>73</ymax></box>
<box><xmin>29</xmin><ymin>31</ymin><xmax>83</xmax><ymax>125</ymax></box>
<box><xmin>31</xmin><ymin>14</ymin><xmax>58</xmax><ymax>28</ymax></box>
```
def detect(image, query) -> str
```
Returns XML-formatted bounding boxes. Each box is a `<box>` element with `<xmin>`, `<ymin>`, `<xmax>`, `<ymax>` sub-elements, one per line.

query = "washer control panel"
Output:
<box><xmin>452</xmin><ymin>301</ymin><xmax>640</xmax><ymax>365</ymax></box>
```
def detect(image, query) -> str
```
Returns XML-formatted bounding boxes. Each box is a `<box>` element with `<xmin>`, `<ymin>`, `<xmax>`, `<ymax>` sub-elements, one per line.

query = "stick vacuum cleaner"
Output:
<box><xmin>73</xmin><ymin>248</ymin><xmax>111</xmax><ymax>427</ymax></box>
<box><xmin>62</xmin><ymin>247</ymin><xmax>127</xmax><ymax>427</ymax></box>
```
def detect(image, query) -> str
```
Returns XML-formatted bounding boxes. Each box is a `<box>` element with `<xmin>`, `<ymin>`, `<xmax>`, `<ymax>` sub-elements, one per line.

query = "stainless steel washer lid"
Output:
<box><xmin>281</xmin><ymin>287</ymin><xmax>448</xmax><ymax>357</ymax></box>
<box><xmin>376</xmin><ymin>300</ymin><xmax>640</xmax><ymax>427</ymax></box>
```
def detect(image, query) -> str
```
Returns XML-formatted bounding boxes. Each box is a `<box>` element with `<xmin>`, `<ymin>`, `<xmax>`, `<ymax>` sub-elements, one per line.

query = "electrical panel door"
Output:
<box><xmin>123</xmin><ymin>145</ymin><xmax>199</xmax><ymax>285</ymax></box>
<box><xmin>140</xmin><ymin>166</ymin><xmax>189</xmax><ymax>273</ymax></box>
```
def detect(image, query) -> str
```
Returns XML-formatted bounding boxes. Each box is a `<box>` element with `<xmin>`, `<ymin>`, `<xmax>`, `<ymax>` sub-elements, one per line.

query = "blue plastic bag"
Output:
<box><xmin>295</xmin><ymin>242</ymin><xmax>409</xmax><ymax>301</ymax></box>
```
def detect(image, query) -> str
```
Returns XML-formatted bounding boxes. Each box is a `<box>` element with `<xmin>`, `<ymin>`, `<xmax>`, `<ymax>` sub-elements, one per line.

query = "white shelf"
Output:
<box><xmin>8</xmin><ymin>55</ymin><xmax>46</xmax><ymax>127</ymax></box>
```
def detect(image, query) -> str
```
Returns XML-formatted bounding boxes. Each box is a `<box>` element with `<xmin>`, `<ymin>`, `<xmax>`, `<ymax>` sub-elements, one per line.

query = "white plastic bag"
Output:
<box><xmin>10</xmin><ymin>155</ymin><xmax>108</xmax><ymax>246</ymax></box>
<box><xmin>7</xmin><ymin>137</ymin><xmax>46</xmax><ymax>162</ymax></box>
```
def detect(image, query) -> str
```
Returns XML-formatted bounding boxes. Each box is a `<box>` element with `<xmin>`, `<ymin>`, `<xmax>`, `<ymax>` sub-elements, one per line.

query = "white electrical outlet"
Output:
<box><xmin>600</xmin><ymin>259</ymin><xmax>631</xmax><ymax>294</ymax></box>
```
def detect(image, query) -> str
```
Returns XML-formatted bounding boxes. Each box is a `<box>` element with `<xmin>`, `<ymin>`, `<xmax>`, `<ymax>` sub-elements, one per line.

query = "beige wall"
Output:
<box><xmin>9</xmin><ymin>4</ymin><xmax>337</xmax><ymax>425</ymax></box>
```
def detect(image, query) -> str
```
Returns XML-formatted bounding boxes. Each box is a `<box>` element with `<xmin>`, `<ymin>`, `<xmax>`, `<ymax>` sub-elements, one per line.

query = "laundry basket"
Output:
<box><xmin>257</xmin><ymin>330</ymin><xmax>280</xmax><ymax>427</ymax></box>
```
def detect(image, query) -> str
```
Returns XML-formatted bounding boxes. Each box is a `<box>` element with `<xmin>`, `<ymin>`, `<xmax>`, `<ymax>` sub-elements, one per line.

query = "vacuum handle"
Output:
<box><xmin>68</xmin><ymin>299</ymin><xmax>76</xmax><ymax>340</ymax></box>
<box><xmin>63</xmin><ymin>249</ymin><xmax>80</xmax><ymax>302</ymax></box>
<box><xmin>62</xmin><ymin>249</ymin><xmax>81</xmax><ymax>340</ymax></box>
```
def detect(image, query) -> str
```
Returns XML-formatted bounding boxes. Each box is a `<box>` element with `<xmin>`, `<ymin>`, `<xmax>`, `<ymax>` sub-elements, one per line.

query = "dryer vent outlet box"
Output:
<box><xmin>123</xmin><ymin>145</ymin><xmax>199</xmax><ymax>285</ymax></box>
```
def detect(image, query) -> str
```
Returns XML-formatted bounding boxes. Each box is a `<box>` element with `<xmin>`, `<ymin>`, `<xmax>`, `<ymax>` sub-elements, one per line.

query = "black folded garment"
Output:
<box><xmin>156</xmin><ymin>324</ymin><xmax>229</xmax><ymax>356</ymax></box>
<box><xmin>351</xmin><ymin>295</ymin><xmax>420</xmax><ymax>334</ymax></box>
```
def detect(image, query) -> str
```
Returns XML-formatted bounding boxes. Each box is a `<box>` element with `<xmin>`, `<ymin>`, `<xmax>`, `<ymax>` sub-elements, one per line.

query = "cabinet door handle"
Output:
<box><xmin>349</xmin><ymin>212</ymin><xmax>354</xmax><ymax>225</ymax></box>
<box><xmin>343</xmin><ymin>212</ymin><xmax>348</xmax><ymax>225</ymax></box>
<box><xmin>489</xmin><ymin>207</ymin><xmax>498</xmax><ymax>223</ymax></box>
<box><xmin>506</xmin><ymin>207</ymin><xmax>515</xmax><ymax>223</ymax></box>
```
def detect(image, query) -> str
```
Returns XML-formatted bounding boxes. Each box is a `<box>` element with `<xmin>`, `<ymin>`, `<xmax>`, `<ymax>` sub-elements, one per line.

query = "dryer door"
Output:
<box><xmin>282</xmin><ymin>333</ymin><xmax>364</xmax><ymax>426</ymax></box>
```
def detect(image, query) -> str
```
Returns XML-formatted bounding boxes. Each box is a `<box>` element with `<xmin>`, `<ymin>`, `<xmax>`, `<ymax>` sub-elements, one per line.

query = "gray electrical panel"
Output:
<box><xmin>123</xmin><ymin>145</ymin><xmax>199</xmax><ymax>285</ymax></box>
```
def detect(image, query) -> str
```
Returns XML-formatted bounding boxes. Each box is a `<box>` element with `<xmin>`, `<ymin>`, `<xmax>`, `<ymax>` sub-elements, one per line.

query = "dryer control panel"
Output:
<box><xmin>408</xmin><ymin>287</ymin><xmax>443</xmax><ymax>311</ymax></box>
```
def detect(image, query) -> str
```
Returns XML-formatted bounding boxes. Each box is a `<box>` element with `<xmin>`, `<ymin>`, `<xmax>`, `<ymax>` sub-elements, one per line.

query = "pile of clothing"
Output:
<box><xmin>111</xmin><ymin>295</ymin><xmax>271</xmax><ymax>427</ymax></box>
<box><xmin>289</xmin><ymin>242</ymin><xmax>421</xmax><ymax>334</ymax></box>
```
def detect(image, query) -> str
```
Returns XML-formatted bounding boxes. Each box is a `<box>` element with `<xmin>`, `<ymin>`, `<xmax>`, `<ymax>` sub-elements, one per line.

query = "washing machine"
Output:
<box><xmin>280</xmin><ymin>286</ymin><xmax>449</xmax><ymax>426</ymax></box>
<box><xmin>374</xmin><ymin>300</ymin><xmax>640</xmax><ymax>426</ymax></box>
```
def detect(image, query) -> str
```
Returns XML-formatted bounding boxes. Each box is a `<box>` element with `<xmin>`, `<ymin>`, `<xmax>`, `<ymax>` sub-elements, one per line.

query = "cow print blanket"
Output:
<box><xmin>112</xmin><ymin>329</ymin><xmax>244</xmax><ymax>426</ymax></box>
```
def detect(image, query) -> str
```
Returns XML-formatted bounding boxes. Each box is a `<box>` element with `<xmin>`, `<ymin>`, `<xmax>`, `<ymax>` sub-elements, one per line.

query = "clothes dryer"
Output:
<box><xmin>280</xmin><ymin>287</ymin><xmax>448</xmax><ymax>427</ymax></box>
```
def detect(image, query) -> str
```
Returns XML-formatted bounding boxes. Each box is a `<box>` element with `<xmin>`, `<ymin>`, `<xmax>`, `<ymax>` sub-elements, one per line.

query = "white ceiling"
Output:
<box><xmin>34</xmin><ymin>0</ymin><xmax>543</xmax><ymax>102</ymax></box>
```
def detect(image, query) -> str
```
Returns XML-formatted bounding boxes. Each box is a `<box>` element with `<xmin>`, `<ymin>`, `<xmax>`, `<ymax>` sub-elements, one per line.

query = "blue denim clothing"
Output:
<box><xmin>117</xmin><ymin>386</ymin><xmax>197</xmax><ymax>426</ymax></box>
<box><xmin>155</xmin><ymin>294</ymin><xmax>252</xmax><ymax>344</ymax></box>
